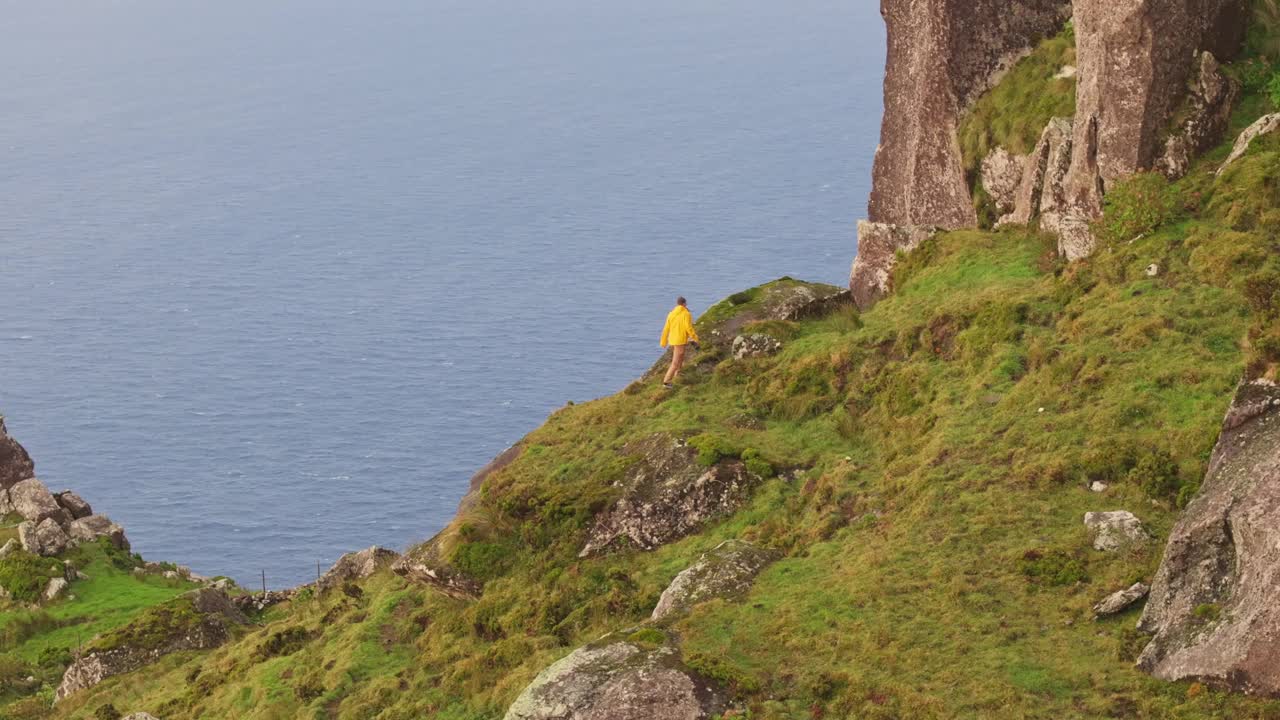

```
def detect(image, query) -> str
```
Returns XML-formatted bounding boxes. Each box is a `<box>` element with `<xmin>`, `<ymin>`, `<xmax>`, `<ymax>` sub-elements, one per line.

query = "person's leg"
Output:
<box><xmin>663</xmin><ymin>344</ymin><xmax>686</xmax><ymax>385</ymax></box>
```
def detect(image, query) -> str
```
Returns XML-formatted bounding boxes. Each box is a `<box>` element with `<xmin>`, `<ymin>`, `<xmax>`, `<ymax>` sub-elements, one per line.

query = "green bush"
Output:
<box><xmin>1093</xmin><ymin>173</ymin><xmax>1179</xmax><ymax>245</ymax></box>
<box><xmin>1021</xmin><ymin>549</ymin><xmax>1089</xmax><ymax>586</ymax></box>
<box><xmin>0</xmin><ymin>550</ymin><xmax>60</xmax><ymax>604</ymax></box>
<box><xmin>687</xmin><ymin>434</ymin><xmax>739</xmax><ymax>467</ymax></box>
<box><xmin>1126</xmin><ymin>448</ymin><xmax>1180</xmax><ymax>501</ymax></box>
<box><xmin>93</xmin><ymin>704</ymin><xmax>122</xmax><ymax>720</ymax></box>
<box><xmin>742</xmin><ymin>448</ymin><xmax>776</xmax><ymax>479</ymax></box>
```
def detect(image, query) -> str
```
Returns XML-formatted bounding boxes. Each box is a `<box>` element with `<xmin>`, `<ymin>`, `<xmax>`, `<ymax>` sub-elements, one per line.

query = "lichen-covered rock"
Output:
<box><xmin>20</xmin><ymin>518</ymin><xmax>70</xmax><ymax>557</ymax></box>
<box><xmin>1058</xmin><ymin>0</ymin><xmax>1246</xmax><ymax>258</ymax></box>
<box><xmin>317</xmin><ymin>546</ymin><xmax>400</xmax><ymax>592</ymax></box>
<box><xmin>503</xmin><ymin>637</ymin><xmax>726</xmax><ymax>720</ymax></box>
<box><xmin>392</xmin><ymin>538</ymin><xmax>484</xmax><ymax>600</ymax></box>
<box><xmin>580</xmin><ymin>436</ymin><xmax>762</xmax><ymax>557</ymax></box>
<box><xmin>0</xmin><ymin>538</ymin><xmax>16</xmax><ymax>558</ymax></box>
<box><xmin>1093</xmin><ymin>581</ymin><xmax>1150</xmax><ymax>617</ymax></box>
<box><xmin>849</xmin><ymin>221</ymin><xmax>937</xmax><ymax>309</ymax></box>
<box><xmin>69</xmin><ymin>515</ymin><xmax>130</xmax><ymax>551</ymax></box>
<box><xmin>731</xmin><ymin>334</ymin><xmax>782</xmax><ymax>360</ymax></box>
<box><xmin>0</xmin><ymin>417</ymin><xmax>35</xmax><ymax>490</ymax></box>
<box><xmin>651</xmin><ymin>540</ymin><xmax>778</xmax><ymax>622</ymax></box>
<box><xmin>56</xmin><ymin>588</ymin><xmax>247</xmax><ymax>702</ymax></box>
<box><xmin>9</xmin><ymin>478</ymin><xmax>64</xmax><ymax>523</ymax></box>
<box><xmin>54</xmin><ymin>490</ymin><xmax>93</xmax><ymax>520</ymax></box>
<box><xmin>868</xmin><ymin>0</ymin><xmax>1070</xmax><ymax>230</ymax></box>
<box><xmin>45</xmin><ymin>577</ymin><xmax>70</xmax><ymax>602</ymax></box>
<box><xmin>1156</xmin><ymin>52</ymin><xmax>1239</xmax><ymax>179</ymax></box>
<box><xmin>1084</xmin><ymin>510</ymin><xmax>1150</xmax><ymax>551</ymax></box>
<box><xmin>981</xmin><ymin>147</ymin><xmax>1025</xmax><ymax>216</ymax></box>
<box><xmin>1002</xmin><ymin>117</ymin><xmax>1074</xmax><ymax>227</ymax></box>
<box><xmin>1137</xmin><ymin>379</ymin><xmax>1280</xmax><ymax>696</ymax></box>
<box><xmin>1218</xmin><ymin>112</ymin><xmax>1280</xmax><ymax>174</ymax></box>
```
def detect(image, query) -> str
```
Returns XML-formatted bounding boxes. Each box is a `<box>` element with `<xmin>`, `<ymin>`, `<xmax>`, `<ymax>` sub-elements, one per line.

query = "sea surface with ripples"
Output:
<box><xmin>1</xmin><ymin>0</ymin><xmax>885</xmax><ymax>587</ymax></box>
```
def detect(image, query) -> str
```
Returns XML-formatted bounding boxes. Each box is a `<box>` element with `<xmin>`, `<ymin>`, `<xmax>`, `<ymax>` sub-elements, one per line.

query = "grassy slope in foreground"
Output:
<box><xmin>42</xmin><ymin>109</ymin><xmax>1280</xmax><ymax>718</ymax></box>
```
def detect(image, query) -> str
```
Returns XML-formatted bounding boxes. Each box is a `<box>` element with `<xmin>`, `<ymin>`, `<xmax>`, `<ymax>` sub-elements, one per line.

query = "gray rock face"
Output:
<box><xmin>869</xmin><ymin>0</ymin><xmax>1070</xmax><ymax>229</ymax></box>
<box><xmin>69</xmin><ymin>515</ymin><xmax>130</xmax><ymax>551</ymax></box>
<box><xmin>56</xmin><ymin>588</ymin><xmax>247</xmax><ymax>702</ymax></box>
<box><xmin>1137</xmin><ymin>379</ymin><xmax>1280</xmax><ymax>696</ymax></box>
<box><xmin>0</xmin><ymin>418</ymin><xmax>35</xmax><ymax>490</ymax></box>
<box><xmin>1002</xmin><ymin>117</ymin><xmax>1074</xmax><ymax>228</ymax></box>
<box><xmin>651</xmin><ymin>540</ymin><xmax>778</xmax><ymax>622</ymax></box>
<box><xmin>580</xmin><ymin>436</ymin><xmax>762</xmax><ymax>557</ymax></box>
<box><xmin>317</xmin><ymin>546</ymin><xmax>400</xmax><ymax>592</ymax></box>
<box><xmin>503</xmin><ymin>639</ymin><xmax>726</xmax><ymax>720</ymax></box>
<box><xmin>731</xmin><ymin>334</ymin><xmax>782</xmax><ymax>360</ymax></box>
<box><xmin>1058</xmin><ymin>0</ymin><xmax>1246</xmax><ymax>258</ymax></box>
<box><xmin>1094</xmin><ymin>582</ymin><xmax>1150</xmax><ymax>617</ymax></box>
<box><xmin>1084</xmin><ymin>511</ymin><xmax>1150</xmax><ymax>551</ymax></box>
<box><xmin>849</xmin><ymin>221</ymin><xmax>937</xmax><ymax>309</ymax></box>
<box><xmin>20</xmin><ymin>518</ymin><xmax>69</xmax><ymax>557</ymax></box>
<box><xmin>1218</xmin><ymin>112</ymin><xmax>1280</xmax><ymax>174</ymax></box>
<box><xmin>45</xmin><ymin>577</ymin><xmax>70</xmax><ymax>602</ymax></box>
<box><xmin>1156</xmin><ymin>52</ymin><xmax>1239</xmax><ymax>179</ymax></box>
<box><xmin>10</xmin><ymin>478</ymin><xmax>64</xmax><ymax>523</ymax></box>
<box><xmin>55</xmin><ymin>491</ymin><xmax>93</xmax><ymax>520</ymax></box>
<box><xmin>981</xmin><ymin>147</ymin><xmax>1026</xmax><ymax>216</ymax></box>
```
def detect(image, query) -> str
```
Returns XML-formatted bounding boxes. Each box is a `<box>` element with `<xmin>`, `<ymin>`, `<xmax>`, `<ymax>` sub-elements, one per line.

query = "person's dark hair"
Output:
<box><xmin>676</xmin><ymin>296</ymin><xmax>687</xmax><ymax>306</ymax></box>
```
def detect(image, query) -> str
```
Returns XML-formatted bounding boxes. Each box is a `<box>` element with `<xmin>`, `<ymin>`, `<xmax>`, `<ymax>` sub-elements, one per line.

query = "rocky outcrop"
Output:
<box><xmin>56</xmin><ymin>588</ymin><xmax>248</xmax><ymax>702</ymax></box>
<box><xmin>10</xmin><ymin>478</ymin><xmax>65</xmax><ymax>524</ymax></box>
<box><xmin>69</xmin><ymin>515</ymin><xmax>130</xmax><ymax>551</ymax></box>
<box><xmin>317</xmin><ymin>546</ymin><xmax>400</xmax><ymax>592</ymax></box>
<box><xmin>1084</xmin><ymin>510</ymin><xmax>1150</xmax><ymax>551</ymax></box>
<box><xmin>1004</xmin><ymin>117</ymin><xmax>1075</xmax><ymax>227</ymax></box>
<box><xmin>392</xmin><ymin>539</ymin><xmax>484</xmax><ymax>600</ymax></box>
<box><xmin>1155</xmin><ymin>52</ymin><xmax>1239</xmax><ymax>179</ymax></box>
<box><xmin>503</xmin><ymin>635</ymin><xmax>727</xmax><ymax>720</ymax></box>
<box><xmin>849</xmin><ymin>221</ymin><xmax>937</xmax><ymax>310</ymax></box>
<box><xmin>45</xmin><ymin>577</ymin><xmax>70</xmax><ymax>602</ymax></box>
<box><xmin>1093</xmin><ymin>581</ymin><xmax>1150</xmax><ymax>617</ymax></box>
<box><xmin>1137</xmin><ymin>380</ymin><xmax>1280</xmax><ymax>696</ymax></box>
<box><xmin>1057</xmin><ymin>0</ymin><xmax>1246</xmax><ymax>258</ymax></box>
<box><xmin>1218</xmin><ymin>113</ymin><xmax>1280</xmax><ymax>174</ymax></box>
<box><xmin>20</xmin><ymin>518</ymin><xmax>70</xmax><ymax>557</ymax></box>
<box><xmin>869</xmin><ymin>0</ymin><xmax>1071</xmax><ymax>229</ymax></box>
<box><xmin>579</xmin><ymin>436</ymin><xmax>763</xmax><ymax>557</ymax></box>
<box><xmin>981</xmin><ymin>147</ymin><xmax>1026</xmax><ymax>217</ymax></box>
<box><xmin>55</xmin><ymin>490</ymin><xmax>93</xmax><ymax>520</ymax></box>
<box><xmin>731</xmin><ymin>334</ymin><xmax>782</xmax><ymax>360</ymax></box>
<box><xmin>0</xmin><ymin>417</ymin><xmax>35</xmax><ymax>490</ymax></box>
<box><xmin>650</xmin><ymin>540</ymin><xmax>778</xmax><ymax>622</ymax></box>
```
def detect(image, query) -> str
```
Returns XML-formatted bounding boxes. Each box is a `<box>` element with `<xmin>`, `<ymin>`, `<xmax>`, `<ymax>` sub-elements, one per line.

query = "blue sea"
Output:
<box><xmin>1</xmin><ymin>0</ymin><xmax>885</xmax><ymax>587</ymax></box>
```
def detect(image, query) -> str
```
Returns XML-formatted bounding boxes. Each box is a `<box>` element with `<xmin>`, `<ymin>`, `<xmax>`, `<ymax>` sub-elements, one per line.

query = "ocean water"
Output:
<box><xmin>0</xmin><ymin>0</ymin><xmax>885</xmax><ymax>587</ymax></box>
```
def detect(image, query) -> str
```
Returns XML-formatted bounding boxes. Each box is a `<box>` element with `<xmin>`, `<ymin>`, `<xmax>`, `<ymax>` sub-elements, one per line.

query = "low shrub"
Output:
<box><xmin>0</xmin><ymin>550</ymin><xmax>60</xmax><ymax>604</ymax></box>
<box><xmin>1093</xmin><ymin>173</ymin><xmax>1180</xmax><ymax>245</ymax></box>
<box><xmin>1020</xmin><ymin>549</ymin><xmax>1089</xmax><ymax>587</ymax></box>
<box><xmin>687</xmin><ymin>434</ymin><xmax>739</xmax><ymax>467</ymax></box>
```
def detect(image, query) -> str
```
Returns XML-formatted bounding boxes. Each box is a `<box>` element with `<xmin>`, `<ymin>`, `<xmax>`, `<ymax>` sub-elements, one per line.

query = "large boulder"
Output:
<box><xmin>9</xmin><ymin>478</ymin><xmax>65</xmax><ymax>524</ymax></box>
<box><xmin>1057</xmin><ymin>0</ymin><xmax>1247</xmax><ymax>258</ymax></box>
<box><xmin>1137</xmin><ymin>379</ymin><xmax>1280</xmax><ymax>696</ymax></box>
<box><xmin>579</xmin><ymin>436</ymin><xmax>763</xmax><ymax>557</ymax></box>
<box><xmin>981</xmin><ymin>147</ymin><xmax>1026</xmax><ymax>216</ymax></box>
<box><xmin>56</xmin><ymin>588</ymin><xmax>248</xmax><ymax>702</ymax></box>
<box><xmin>54</xmin><ymin>491</ymin><xmax>93</xmax><ymax>520</ymax></box>
<box><xmin>651</xmin><ymin>540</ymin><xmax>778</xmax><ymax>622</ymax></box>
<box><xmin>868</xmin><ymin>0</ymin><xmax>1071</xmax><ymax>229</ymax></box>
<box><xmin>849</xmin><ymin>221</ymin><xmax>937</xmax><ymax>310</ymax></box>
<box><xmin>1218</xmin><ymin>112</ymin><xmax>1280</xmax><ymax>174</ymax></box>
<box><xmin>1155</xmin><ymin>52</ymin><xmax>1239</xmax><ymax>179</ymax></box>
<box><xmin>19</xmin><ymin>518</ymin><xmax>69</xmax><ymax>557</ymax></box>
<box><xmin>317</xmin><ymin>546</ymin><xmax>400</xmax><ymax>592</ymax></box>
<box><xmin>69</xmin><ymin>515</ymin><xmax>130</xmax><ymax>551</ymax></box>
<box><xmin>0</xmin><ymin>418</ymin><xmax>35</xmax><ymax>490</ymax></box>
<box><xmin>1084</xmin><ymin>510</ymin><xmax>1150</xmax><ymax>551</ymax></box>
<box><xmin>503</xmin><ymin>635</ymin><xmax>727</xmax><ymax>720</ymax></box>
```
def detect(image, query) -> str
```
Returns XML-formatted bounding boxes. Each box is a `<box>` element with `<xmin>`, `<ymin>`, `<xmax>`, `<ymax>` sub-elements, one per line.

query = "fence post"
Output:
<box><xmin>261</xmin><ymin>569</ymin><xmax>266</xmax><ymax>595</ymax></box>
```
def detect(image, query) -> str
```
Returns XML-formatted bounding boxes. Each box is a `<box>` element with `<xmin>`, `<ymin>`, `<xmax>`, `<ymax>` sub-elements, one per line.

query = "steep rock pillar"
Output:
<box><xmin>853</xmin><ymin>0</ymin><xmax>1070</xmax><ymax>307</ymax></box>
<box><xmin>1057</xmin><ymin>0</ymin><xmax>1246</xmax><ymax>258</ymax></box>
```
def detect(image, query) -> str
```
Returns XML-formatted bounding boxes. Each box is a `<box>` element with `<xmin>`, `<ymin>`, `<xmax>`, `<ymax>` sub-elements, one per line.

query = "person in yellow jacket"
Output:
<box><xmin>659</xmin><ymin>296</ymin><xmax>699</xmax><ymax>388</ymax></box>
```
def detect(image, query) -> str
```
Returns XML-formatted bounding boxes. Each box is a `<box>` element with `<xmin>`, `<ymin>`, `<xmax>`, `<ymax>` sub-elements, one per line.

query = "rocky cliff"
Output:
<box><xmin>852</xmin><ymin>0</ymin><xmax>1251</xmax><ymax>303</ymax></box>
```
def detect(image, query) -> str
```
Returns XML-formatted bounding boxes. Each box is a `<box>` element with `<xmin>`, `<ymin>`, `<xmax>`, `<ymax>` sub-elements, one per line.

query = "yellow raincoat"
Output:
<box><xmin>660</xmin><ymin>305</ymin><xmax>699</xmax><ymax>347</ymax></box>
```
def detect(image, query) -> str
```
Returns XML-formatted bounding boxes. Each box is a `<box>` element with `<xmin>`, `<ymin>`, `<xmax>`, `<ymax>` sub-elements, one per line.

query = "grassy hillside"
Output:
<box><xmin>5</xmin><ymin>10</ymin><xmax>1280</xmax><ymax>720</ymax></box>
